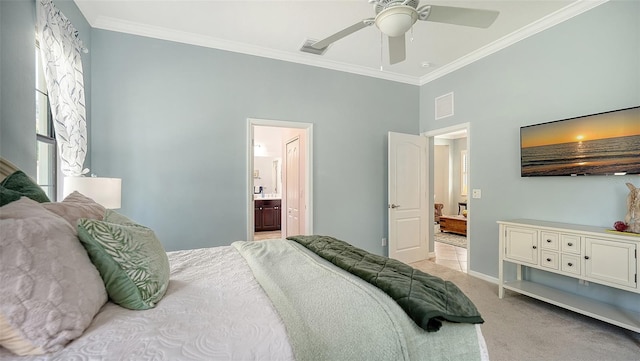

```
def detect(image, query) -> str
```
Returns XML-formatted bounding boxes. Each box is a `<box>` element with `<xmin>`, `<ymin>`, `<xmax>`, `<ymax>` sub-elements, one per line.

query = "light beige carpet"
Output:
<box><xmin>410</xmin><ymin>259</ymin><xmax>640</xmax><ymax>361</ymax></box>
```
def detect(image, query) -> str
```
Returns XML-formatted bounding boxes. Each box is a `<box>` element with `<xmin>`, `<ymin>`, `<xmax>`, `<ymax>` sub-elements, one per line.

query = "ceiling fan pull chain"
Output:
<box><xmin>379</xmin><ymin>32</ymin><xmax>383</xmax><ymax>71</ymax></box>
<box><xmin>410</xmin><ymin>26</ymin><xmax>414</xmax><ymax>42</ymax></box>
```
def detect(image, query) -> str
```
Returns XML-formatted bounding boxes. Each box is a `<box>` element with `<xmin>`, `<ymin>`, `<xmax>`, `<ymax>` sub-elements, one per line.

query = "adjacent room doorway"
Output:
<box><xmin>425</xmin><ymin>123</ymin><xmax>470</xmax><ymax>273</ymax></box>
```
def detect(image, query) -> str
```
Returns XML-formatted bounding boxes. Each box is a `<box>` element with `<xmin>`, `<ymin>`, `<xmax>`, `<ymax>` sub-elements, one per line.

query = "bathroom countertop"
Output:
<box><xmin>254</xmin><ymin>195</ymin><xmax>281</xmax><ymax>200</ymax></box>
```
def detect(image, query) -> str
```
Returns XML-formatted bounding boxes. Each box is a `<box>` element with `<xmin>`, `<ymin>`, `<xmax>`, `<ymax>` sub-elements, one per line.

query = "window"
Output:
<box><xmin>460</xmin><ymin>150</ymin><xmax>468</xmax><ymax>197</ymax></box>
<box><xmin>36</xmin><ymin>34</ymin><xmax>56</xmax><ymax>200</ymax></box>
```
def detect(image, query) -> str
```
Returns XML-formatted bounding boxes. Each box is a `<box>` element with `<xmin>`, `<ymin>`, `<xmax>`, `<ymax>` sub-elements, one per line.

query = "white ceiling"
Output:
<box><xmin>73</xmin><ymin>0</ymin><xmax>606</xmax><ymax>85</ymax></box>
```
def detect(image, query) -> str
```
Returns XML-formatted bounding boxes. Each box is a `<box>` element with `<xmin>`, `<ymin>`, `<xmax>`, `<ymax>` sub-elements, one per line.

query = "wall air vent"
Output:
<box><xmin>299</xmin><ymin>39</ymin><xmax>328</xmax><ymax>56</ymax></box>
<box><xmin>435</xmin><ymin>92</ymin><xmax>454</xmax><ymax>120</ymax></box>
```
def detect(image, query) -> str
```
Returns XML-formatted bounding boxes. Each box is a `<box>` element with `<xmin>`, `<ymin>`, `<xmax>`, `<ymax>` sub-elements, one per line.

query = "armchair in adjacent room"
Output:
<box><xmin>434</xmin><ymin>203</ymin><xmax>444</xmax><ymax>223</ymax></box>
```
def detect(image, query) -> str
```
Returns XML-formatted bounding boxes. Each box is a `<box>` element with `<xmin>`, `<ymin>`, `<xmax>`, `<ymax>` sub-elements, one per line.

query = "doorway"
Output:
<box><xmin>425</xmin><ymin>123</ymin><xmax>470</xmax><ymax>273</ymax></box>
<box><xmin>247</xmin><ymin>119</ymin><xmax>313</xmax><ymax>241</ymax></box>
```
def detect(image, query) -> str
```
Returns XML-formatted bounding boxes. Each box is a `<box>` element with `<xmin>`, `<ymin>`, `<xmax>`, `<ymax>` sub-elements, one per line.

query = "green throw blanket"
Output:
<box><xmin>287</xmin><ymin>235</ymin><xmax>484</xmax><ymax>332</ymax></box>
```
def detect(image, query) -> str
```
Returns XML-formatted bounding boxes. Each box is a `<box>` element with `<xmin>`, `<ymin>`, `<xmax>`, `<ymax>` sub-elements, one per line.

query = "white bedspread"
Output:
<box><xmin>0</xmin><ymin>246</ymin><xmax>295</xmax><ymax>361</ymax></box>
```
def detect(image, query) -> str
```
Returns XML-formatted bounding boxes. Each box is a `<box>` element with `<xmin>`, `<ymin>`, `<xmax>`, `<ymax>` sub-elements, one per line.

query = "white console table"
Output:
<box><xmin>498</xmin><ymin>219</ymin><xmax>640</xmax><ymax>333</ymax></box>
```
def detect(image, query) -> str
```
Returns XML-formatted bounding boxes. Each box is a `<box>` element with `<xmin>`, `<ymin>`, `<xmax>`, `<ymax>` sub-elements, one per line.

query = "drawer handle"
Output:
<box><xmin>532</xmin><ymin>246</ymin><xmax>537</xmax><ymax>249</ymax></box>
<box><xmin>274</xmin><ymin>207</ymin><xmax>278</xmax><ymax>210</ymax></box>
<box><xmin>567</xmin><ymin>262</ymin><xmax>573</xmax><ymax>267</ymax></box>
<box><xmin>584</xmin><ymin>256</ymin><xmax>590</xmax><ymax>260</ymax></box>
<box><xmin>567</xmin><ymin>242</ymin><xmax>573</xmax><ymax>246</ymax></box>
<box><xmin>546</xmin><ymin>258</ymin><xmax>552</xmax><ymax>262</ymax></box>
<box><xmin>546</xmin><ymin>239</ymin><xmax>552</xmax><ymax>243</ymax></box>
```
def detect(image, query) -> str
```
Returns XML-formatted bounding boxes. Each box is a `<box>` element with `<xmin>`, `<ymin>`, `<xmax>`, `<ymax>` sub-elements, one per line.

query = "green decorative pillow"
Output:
<box><xmin>0</xmin><ymin>171</ymin><xmax>50</xmax><ymax>206</ymax></box>
<box><xmin>76</xmin><ymin>215</ymin><xmax>170</xmax><ymax>310</ymax></box>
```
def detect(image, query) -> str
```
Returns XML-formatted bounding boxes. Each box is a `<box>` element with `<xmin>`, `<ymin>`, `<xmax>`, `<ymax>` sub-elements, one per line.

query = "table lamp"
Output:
<box><xmin>63</xmin><ymin>176</ymin><xmax>122</xmax><ymax>209</ymax></box>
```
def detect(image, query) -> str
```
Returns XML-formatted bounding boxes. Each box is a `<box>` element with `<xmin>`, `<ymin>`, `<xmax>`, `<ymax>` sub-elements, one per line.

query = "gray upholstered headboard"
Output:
<box><xmin>0</xmin><ymin>157</ymin><xmax>20</xmax><ymax>181</ymax></box>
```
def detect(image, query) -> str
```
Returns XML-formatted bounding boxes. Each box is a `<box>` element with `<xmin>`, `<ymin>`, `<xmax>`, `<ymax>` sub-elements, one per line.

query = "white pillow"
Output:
<box><xmin>0</xmin><ymin>197</ymin><xmax>107</xmax><ymax>355</ymax></box>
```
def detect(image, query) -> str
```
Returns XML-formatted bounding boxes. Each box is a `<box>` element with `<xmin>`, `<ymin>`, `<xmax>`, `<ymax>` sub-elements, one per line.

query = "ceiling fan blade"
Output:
<box><xmin>421</xmin><ymin>5</ymin><xmax>499</xmax><ymax>28</ymax></box>
<box><xmin>311</xmin><ymin>18</ymin><xmax>374</xmax><ymax>50</ymax></box>
<box><xmin>388</xmin><ymin>34</ymin><xmax>406</xmax><ymax>65</ymax></box>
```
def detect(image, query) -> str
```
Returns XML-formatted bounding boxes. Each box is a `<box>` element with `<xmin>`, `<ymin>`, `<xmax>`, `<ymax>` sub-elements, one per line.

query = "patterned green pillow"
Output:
<box><xmin>77</xmin><ymin>215</ymin><xmax>170</xmax><ymax>310</ymax></box>
<box><xmin>1</xmin><ymin>171</ymin><xmax>51</xmax><ymax>206</ymax></box>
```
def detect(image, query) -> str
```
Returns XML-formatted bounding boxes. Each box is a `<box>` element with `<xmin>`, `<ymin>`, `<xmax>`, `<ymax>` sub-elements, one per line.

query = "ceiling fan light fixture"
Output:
<box><xmin>375</xmin><ymin>5</ymin><xmax>418</xmax><ymax>37</ymax></box>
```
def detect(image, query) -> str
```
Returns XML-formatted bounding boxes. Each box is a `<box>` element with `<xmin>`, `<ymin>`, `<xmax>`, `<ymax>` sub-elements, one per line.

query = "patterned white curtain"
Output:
<box><xmin>36</xmin><ymin>0</ymin><xmax>89</xmax><ymax>176</ymax></box>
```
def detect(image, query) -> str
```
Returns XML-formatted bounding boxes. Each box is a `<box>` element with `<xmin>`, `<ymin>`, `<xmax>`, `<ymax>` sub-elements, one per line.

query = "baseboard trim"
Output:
<box><xmin>468</xmin><ymin>270</ymin><xmax>498</xmax><ymax>284</ymax></box>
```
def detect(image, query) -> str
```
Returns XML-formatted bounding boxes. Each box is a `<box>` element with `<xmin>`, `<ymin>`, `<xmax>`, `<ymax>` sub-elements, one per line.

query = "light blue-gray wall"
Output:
<box><xmin>420</xmin><ymin>0</ymin><xmax>639</xmax><ymax>309</ymax></box>
<box><xmin>0</xmin><ymin>0</ymin><xmax>92</xmax><ymax>180</ymax></box>
<box><xmin>1</xmin><ymin>0</ymin><xmax>37</xmax><ymax>175</ymax></box>
<box><xmin>89</xmin><ymin>30</ymin><xmax>418</xmax><ymax>252</ymax></box>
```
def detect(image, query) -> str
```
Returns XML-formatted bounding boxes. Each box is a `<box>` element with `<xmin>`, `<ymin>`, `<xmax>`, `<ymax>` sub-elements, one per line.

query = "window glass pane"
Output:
<box><xmin>35</xmin><ymin>49</ymin><xmax>47</xmax><ymax>93</ymax></box>
<box><xmin>36</xmin><ymin>33</ymin><xmax>56</xmax><ymax>201</ymax></box>
<box><xmin>36</xmin><ymin>91</ymin><xmax>49</xmax><ymax>135</ymax></box>
<box><xmin>37</xmin><ymin>140</ymin><xmax>56</xmax><ymax>200</ymax></box>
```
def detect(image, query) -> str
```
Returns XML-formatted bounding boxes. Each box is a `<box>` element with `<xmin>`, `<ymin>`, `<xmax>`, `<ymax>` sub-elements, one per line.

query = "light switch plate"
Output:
<box><xmin>472</xmin><ymin>189</ymin><xmax>482</xmax><ymax>199</ymax></box>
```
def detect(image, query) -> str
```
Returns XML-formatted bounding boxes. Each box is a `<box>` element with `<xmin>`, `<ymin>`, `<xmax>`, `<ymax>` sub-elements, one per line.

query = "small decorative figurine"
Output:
<box><xmin>624</xmin><ymin>182</ymin><xmax>639</xmax><ymax>233</ymax></box>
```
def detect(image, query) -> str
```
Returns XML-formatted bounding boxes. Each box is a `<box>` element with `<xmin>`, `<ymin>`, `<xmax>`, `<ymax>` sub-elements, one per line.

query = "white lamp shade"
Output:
<box><xmin>375</xmin><ymin>6</ymin><xmax>418</xmax><ymax>37</ymax></box>
<box><xmin>64</xmin><ymin>176</ymin><xmax>122</xmax><ymax>209</ymax></box>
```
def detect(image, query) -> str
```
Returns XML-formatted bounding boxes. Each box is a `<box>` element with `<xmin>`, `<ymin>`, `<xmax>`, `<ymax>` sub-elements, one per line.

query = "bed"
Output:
<box><xmin>0</xmin><ymin>158</ymin><xmax>489</xmax><ymax>361</ymax></box>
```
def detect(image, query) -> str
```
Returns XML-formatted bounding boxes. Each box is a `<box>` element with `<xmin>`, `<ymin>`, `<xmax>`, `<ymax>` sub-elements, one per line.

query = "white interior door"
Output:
<box><xmin>388</xmin><ymin>132</ymin><xmax>429</xmax><ymax>264</ymax></box>
<box><xmin>285</xmin><ymin>136</ymin><xmax>301</xmax><ymax>236</ymax></box>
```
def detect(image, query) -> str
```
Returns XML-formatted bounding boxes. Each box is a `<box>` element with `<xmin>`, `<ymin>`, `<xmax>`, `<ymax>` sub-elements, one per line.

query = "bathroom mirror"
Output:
<box><xmin>253</xmin><ymin>156</ymin><xmax>282</xmax><ymax>197</ymax></box>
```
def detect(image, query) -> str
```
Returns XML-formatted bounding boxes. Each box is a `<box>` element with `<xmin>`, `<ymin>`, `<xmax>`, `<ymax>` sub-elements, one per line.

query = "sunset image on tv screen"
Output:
<box><xmin>520</xmin><ymin>107</ymin><xmax>640</xmax><ymax>176</ymax></box>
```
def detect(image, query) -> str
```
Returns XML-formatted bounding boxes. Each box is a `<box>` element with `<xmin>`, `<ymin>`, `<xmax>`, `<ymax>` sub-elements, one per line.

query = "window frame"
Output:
<box><xmin>460</xmin><ymin>150</ymin><xmax>468</xmax><ymax>197</ymax></box>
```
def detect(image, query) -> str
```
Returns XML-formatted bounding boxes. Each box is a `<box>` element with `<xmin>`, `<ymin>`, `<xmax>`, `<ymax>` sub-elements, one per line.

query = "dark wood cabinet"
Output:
<box><xmin>254</xmin><ymin>199</ymin><xmax>281</xmax><ymax>232</ymax></box>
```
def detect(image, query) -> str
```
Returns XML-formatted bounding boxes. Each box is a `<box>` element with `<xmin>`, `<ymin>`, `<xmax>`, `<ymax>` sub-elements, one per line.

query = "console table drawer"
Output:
<box><xmin>561</xmin><ymin>234</ymin><xmax>581</xmax><ymax>254</ymax></box>
<box><xmin>541</xmin><ymin>231</ymin><xmax>559</xmax><ymax>250</ymax></box>
<box><xmin>561</xmin><ymin>254</ymin><xmax>581</xmax><ymax>275</ymax></box>
<box><xmin>541</xmin><ymin>250</ymin><xmax>559</xmax><ymax>270</ymax></box>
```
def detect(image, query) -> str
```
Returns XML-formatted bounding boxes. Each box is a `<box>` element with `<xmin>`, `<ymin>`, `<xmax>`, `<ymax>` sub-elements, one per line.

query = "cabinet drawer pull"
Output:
<box><xmin>567</xmin><ymin>262</ymin><xmax>573</xmax><ymax>267</ymax></box>
<box><xmin>546</xmin><ymin>258</ymin><xmax>552</xmax><ymax>262</ymax></box>
<box><xmin>532</xmin><ymin>246</ymin><xmax>537</xmax><ymax>249</ymax></box>
<box><xmin>584</xmin><ymin>256</ymin><xmax>590</xmax><ymax>260</ymax></box>
<box><xmin>546</xmin><ymin>239</ymin><xmax>552</xmax><ymax>243</ymax></box>
<box><xmin>274</xmin><ymin>207</ymin><xmax>278</xmax><ymax>210</ymax></box>
<box><xmin>567</xmin><ymin>242</ymin><xmax>573</xmax><ymax>247</ymax></box>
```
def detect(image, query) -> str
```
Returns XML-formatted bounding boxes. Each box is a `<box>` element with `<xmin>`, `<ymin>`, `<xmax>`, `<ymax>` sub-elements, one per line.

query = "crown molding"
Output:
<box><xmin>418</xmin><ymin>0</ymin><xmax>609</xmax><ymax>85</ymax></box>
<box><xmin>89</xmin><ymin>0</ymin><xmax>607</xmax><ymax>87</ymax></box>
<box><xmin>91</xmin><ymin>16</ymin><xmax>421</xmax><ymax>86</ymax></box>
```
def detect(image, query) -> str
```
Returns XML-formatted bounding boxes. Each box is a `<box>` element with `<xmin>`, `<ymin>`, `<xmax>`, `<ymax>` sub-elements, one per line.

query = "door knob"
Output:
<box><xmin>389</xmin><ymin>204</ymin><xmax>400</xmax><ymax>209</ymax></box>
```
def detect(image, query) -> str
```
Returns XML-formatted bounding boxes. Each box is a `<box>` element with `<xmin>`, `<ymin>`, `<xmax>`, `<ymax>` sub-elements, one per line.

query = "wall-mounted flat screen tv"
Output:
<box><xmin>520</xmin><ymin>106</ymin><xmax>640</xmax><ymax>176</ymax></box>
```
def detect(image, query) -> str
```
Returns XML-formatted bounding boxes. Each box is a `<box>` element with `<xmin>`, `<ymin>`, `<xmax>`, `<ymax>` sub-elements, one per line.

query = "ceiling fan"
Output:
<box><xmin>308</xmin><ymin>0</ymin><xmax>499</xmax><ymax>65</ymax></box>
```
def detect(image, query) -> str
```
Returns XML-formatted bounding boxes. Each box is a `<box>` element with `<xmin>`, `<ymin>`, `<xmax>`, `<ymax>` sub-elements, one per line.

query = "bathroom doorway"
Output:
<box><xmin>247</xmin><ymin>119</ymin><xmax>313</xmax><ymax>241</ymax></box>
